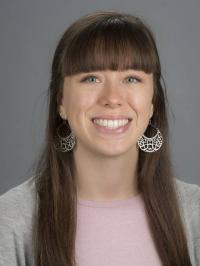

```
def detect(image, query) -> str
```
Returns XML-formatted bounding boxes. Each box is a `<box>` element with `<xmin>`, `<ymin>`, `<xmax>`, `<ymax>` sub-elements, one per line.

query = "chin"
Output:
<box><xmin>92</xmin><ymin>143</ymin><xmax>136</xmax><ymax>158</ymax></box>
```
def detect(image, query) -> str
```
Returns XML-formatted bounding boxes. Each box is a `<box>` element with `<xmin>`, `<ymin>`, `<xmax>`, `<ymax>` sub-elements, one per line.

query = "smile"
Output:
<box><xmin>93</xmin><ymin>119</ymin><xmax>129</xmax><ymax>129</ymax></box>
<box><xmin>91</xmin><ymin>118</ymin><xmax>132</xmax><ymax>135</ymax></box>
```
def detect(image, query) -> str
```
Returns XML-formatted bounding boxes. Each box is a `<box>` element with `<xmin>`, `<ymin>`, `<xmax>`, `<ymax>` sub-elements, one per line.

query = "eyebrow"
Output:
<box><xmin>76</xmin><ymin>69</ymin><xmax>148</xmax><ymax>75</ymax></box>
<box><xmin>73</xmin><ymin>69</ymin><xmax>153</xmax><ymax>83</ymax></box>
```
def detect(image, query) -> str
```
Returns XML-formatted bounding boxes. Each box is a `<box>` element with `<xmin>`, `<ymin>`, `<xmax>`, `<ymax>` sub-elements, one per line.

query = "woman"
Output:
<box><xmin>0</xmin><ymin>10</ymin><xmax>199</xmax><ymax>266</ymax></box>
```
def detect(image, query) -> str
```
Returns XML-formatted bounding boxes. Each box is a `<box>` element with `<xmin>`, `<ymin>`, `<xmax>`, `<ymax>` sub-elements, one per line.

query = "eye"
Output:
<box><xmin>124</xmin><ymin>76</ymin><xmax>141</xmax><ymax>83</ymax></box>
<box><xmin>81</xmin><ymin>75</ymin><xmax>100</xmax><ymax>83</ymax></box>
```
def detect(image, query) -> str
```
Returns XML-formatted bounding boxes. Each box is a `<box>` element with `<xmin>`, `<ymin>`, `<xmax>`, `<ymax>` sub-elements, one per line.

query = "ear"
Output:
<box><xmin>59</xmin><ymin>105</ymin><xmax>67</xmax><ymax>120</ymax></box>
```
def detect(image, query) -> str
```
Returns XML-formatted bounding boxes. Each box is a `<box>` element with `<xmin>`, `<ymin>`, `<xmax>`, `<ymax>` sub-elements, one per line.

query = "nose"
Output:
<box><xmin>98</xmin><ymin>80</ymin><xmax>124</xmax><ymax>108</ymax></box>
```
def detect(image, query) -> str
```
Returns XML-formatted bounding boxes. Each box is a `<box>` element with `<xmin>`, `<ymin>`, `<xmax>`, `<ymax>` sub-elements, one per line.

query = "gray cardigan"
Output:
<box><xmin>0</xmin><ymin>176</ymin><xmax>199</xmax><ymax>266</ymax></box>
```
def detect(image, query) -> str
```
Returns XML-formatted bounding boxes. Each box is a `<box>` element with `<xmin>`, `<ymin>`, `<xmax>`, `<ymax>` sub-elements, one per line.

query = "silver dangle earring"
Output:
<box><xmin>54</xmin><ymin>119</ymin><xmax>76</xmax><ymax>152</ymax></box>
<box><xmin>137</xmin><ymin>119</ymin><xmax>163</xmax><ymax>153</ymax></box>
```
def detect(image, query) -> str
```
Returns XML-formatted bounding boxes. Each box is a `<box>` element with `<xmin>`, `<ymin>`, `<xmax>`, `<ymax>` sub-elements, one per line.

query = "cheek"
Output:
<box><xmin>66</xmin><ymin>92</ymin><xmax>97</xmax><ymax>117</ymax></box>
<box><xmin>127</xmin><ymin>91</ymin><xmax>153</xmax><ymax>114</ymax></box>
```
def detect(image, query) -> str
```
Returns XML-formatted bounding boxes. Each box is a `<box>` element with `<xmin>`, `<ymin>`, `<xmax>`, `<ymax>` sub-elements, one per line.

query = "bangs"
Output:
<box><xmin>62</xmin><ymin>17</ymin><xmax>159</xmax><ymax>76</ymax></box>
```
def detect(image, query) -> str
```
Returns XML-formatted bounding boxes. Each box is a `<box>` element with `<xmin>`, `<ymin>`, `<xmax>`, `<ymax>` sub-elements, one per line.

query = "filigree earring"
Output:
<box><xmin>137</xmin><ymin>120</ymin><xmax>163</xmax><ymax>152</ymax></box>
<box><xmin>54</xmin><ymin>120</ymin><xmax>76</xmax><ymax>152</ymax></box>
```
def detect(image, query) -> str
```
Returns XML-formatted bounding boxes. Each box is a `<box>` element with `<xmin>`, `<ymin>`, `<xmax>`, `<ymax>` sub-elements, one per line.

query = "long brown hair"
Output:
<box><xmin>32</xmin><ymin>10</ymin><xmax>192</xmax><ymax>265</ymax></box>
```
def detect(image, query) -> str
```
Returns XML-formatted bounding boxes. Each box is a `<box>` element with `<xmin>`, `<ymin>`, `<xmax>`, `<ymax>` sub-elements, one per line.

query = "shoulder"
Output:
<box><xmin>174</xmin><ymin>177</ymin><xmax>200</xmax><ymax>209</ymax></box>
<box><xmin>0</xmin><ymin>175</ymin><xmax>37</xmax><ymax>265</ymax></box>
<box><xmin>0</xmin><ymin>175</ymin><xmax>37</xmax><ymax>232</ymax></box>
<box><xmin>174</xmin><ymin>177</ymin><xmax>200</xmax><ymax>264</ymax></box>
<box><xmin>174</xmin><ymin>177</ymin><xmax>200</xmax><ymax>226</ymax></box>
<box><xmin>0</xmin><ymin>175</ymin><xmax>37</xmax><ymax>223</ymax></box>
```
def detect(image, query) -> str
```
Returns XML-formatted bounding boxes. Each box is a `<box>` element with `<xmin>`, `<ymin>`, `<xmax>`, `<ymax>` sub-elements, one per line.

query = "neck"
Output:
<box><xmin>73</xmin><ymin>145</ymin><xmax>139</xmax><ymax>201</ymax></box>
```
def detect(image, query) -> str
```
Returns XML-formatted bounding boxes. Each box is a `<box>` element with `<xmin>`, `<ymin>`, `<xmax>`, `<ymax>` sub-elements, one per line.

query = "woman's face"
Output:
<box><xmin>59</xmin><ymin>69</ymin><xmax>154</xmax><ymax>157</ymax></box>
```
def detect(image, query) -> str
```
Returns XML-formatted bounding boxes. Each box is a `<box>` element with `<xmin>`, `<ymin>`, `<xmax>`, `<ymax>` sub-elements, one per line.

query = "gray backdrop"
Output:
<box><xmin>0</xmin><ymin>0</ymin><xmax>199</xmax><ymax>195</ymax></box>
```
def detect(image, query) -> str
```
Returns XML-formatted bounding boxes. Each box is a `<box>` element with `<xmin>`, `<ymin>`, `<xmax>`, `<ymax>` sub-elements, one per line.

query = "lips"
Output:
<box><xmin>91</xmin><ymin>115</ymin><xmax>132</xmax><ymax>136</ymax></box>
<box><xmin>91</xmin><ymin>115</ymin><xmax>132</xmax><ymax>121</ymax></box>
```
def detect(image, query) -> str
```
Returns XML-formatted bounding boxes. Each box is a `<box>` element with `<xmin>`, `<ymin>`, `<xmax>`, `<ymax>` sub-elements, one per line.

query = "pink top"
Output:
<box><xmin>75</xmin><ymin>193</ymin><xmax>162</xmax><ymax>266</ymax></box>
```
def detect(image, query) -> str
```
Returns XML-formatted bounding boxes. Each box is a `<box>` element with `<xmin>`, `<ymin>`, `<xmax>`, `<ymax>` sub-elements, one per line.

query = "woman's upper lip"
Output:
<box><xmin>91</xmin><ymin>115</ymin><xmax>132</xmax><ymax>120</ymax></box>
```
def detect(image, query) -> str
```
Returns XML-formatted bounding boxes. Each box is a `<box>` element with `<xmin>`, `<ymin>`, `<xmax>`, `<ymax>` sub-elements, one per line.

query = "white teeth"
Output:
<box><xmin>93</xmin><ymin>119</ymin><xmax>129</xmax><ymax>129</ymax></box>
